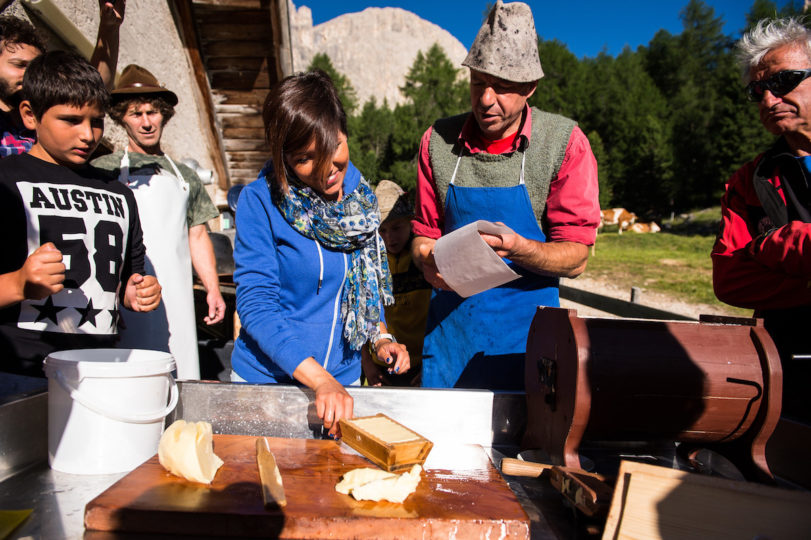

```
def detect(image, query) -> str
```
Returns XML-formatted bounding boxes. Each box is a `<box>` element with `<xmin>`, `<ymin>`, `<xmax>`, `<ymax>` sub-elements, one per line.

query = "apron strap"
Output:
<box><xmin>450</xmin><ymin>152</ymin><xmax>463</xmax><ymax>185</ymax></box>
<box><xmin>119</xmin><ymin>149</ymin><xmax>131</xmax><ymax>185</ymax></box>
<box><xmin>164</xmin><ymin>155</ymin><xmax>189</xmax><ymax>189</ymax></box>
<box><xmin>519</xmin><ymin>151</ymin><xmax>526</xmax><ymax>186</ymax></box>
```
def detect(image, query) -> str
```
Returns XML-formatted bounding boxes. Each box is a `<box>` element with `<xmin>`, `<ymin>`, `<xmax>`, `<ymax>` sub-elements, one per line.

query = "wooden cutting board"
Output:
<box><xmin>85</xmin><ymin>434</ymin><xmax>529</xmax><ymax>539</ymax></box>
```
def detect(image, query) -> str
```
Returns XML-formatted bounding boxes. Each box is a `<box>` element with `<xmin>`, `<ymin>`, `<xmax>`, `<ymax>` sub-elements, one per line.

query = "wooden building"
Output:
<box><xmin>2</xmin><ymin>0</ymin><xmax>294</xmax><ymax>205</ymax></box>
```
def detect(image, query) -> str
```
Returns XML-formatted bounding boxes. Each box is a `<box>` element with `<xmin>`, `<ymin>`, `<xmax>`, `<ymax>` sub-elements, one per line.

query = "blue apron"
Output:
<box><xmin>422</xmin><ymin>150</ymin><xmax>559</xmax><ymax>390</ymax></box>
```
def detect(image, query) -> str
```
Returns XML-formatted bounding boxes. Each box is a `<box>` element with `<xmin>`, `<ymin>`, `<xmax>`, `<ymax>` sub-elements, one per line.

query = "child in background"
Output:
<box><xmin>364</xmin><ymin>180</ymin><xmax>431</xmax><ymax>386</ymax></box>
<box><xmin>0</xmin><ymin>50</ymin><xmax>161</xmax><ymax>377</ymax></box>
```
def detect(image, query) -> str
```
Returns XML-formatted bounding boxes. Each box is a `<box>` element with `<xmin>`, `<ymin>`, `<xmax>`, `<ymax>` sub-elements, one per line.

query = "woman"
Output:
<box><xmin>231</xmin><ymin>71</ymin><xmax>409</xmax><ymax>436</ymax></box>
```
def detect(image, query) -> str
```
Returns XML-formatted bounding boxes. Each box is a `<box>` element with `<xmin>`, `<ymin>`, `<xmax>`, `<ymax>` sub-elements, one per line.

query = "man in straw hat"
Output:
<box><xmin>363</xmin><ymin>180</ymin><xmax>430</xmax><ymax>386</ymax></box>
<box><xmin>92</xmin><ymin>64</ymin><xmax>223</xmax><ymax>379</ymax></box>
<box><xmin>412</xmin><ymin>1</ymin><xmax>600</xmax><ymax>390</ymax></box>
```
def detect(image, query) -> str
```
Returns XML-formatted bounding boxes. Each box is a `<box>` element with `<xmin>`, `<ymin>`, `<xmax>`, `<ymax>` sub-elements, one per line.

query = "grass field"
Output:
<box><xmin>586</xmin><ymin>208</ymin><xmax>750</xmax><ymax>316</ymax></box>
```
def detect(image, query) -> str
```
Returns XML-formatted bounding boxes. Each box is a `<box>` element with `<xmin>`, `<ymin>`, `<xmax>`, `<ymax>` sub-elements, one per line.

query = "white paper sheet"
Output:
<box><xmin>433</xmin><ymin>220</ymin><xmax>520</xmax><ymax>298</ymax></box>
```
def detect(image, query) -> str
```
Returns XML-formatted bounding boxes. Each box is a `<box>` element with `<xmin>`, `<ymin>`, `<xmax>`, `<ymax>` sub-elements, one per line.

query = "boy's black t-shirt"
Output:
<box><xmin>0</xmin><ymin>153</ymin><xmax>146</xmax><ymax>376</ymax></box>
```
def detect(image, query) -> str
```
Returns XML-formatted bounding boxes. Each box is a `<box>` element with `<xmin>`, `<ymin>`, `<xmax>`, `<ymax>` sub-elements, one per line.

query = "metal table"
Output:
<box><xmin>0</xmin><ymin>380</ymin><xmax>582</xmax><ymax>539</ymax></box>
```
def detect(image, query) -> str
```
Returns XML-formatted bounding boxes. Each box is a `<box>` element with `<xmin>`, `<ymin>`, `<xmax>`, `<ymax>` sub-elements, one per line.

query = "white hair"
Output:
<box><xmin>737</xmin><ymin>17</ymin><xmax>811</xmax><ymax>83</ymax></box>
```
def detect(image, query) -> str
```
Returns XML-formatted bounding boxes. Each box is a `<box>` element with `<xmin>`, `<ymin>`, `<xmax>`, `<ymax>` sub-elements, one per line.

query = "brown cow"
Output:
<box><xmin>629</xmin><ymin>221</ymin><xmax>661</xmax><ymax>233</ymax></box>
<box><xmin>600</xmin><ymin>208</ymin><xmax>637</xmax><ymax>234</ymax></box>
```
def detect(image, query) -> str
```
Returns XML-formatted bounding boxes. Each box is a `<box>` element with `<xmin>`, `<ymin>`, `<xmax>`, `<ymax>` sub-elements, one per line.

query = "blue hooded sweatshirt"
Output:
<box><xmin>231</xmin><ymin>161</ymin><xmax>379</xmax><ymax>384</ymax></box>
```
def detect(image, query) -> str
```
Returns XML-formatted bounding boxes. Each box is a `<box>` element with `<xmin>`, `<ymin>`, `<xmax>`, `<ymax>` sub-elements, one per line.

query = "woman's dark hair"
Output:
<box><xmin>0</xmin><ymin>16</ymin><xmax>47</xmax><ymax>54</ymax></box>
<box><xmin>262</xmin><ymin>70</ymin><xmax>347</xmax><ymax>193</ymax></box>
<box><xmin>109</xmin><ymin>96</ymin><xmax>176</xmax><ymax>126</ymax></box>
<box><xmin>23</xmin><ymin>50</ymin><xmax>110</xmax><ymax>119</ymax></box>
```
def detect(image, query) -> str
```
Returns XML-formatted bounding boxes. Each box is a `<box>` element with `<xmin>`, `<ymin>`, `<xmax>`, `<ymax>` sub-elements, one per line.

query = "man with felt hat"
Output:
<box><xmin>411</xmin><ymin>1</ymin><xmax>600</xmax><ymax>390</ymax></box>
<box><xmin>92</xmin><ymin>64</ymin><xmax>224</xmax><ymax>379</ymax></box>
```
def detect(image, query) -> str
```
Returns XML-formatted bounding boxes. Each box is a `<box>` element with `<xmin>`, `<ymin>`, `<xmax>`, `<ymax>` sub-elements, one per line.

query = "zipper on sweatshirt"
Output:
<box><xmin>323</xmin><ymin>251</ymin><xmax>347</xmax><ymax>370</ymax></box>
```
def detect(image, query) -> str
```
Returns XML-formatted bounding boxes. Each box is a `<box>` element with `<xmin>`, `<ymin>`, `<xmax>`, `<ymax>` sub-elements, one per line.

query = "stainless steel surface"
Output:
<box><xmin>0</xmin><ymin>463</ymin><xmax>124</xmax><ymax>539</ymax></box>
<box><xmin>0</xmin><ymin>392</ymin><xmax>47</xmax><ymax>483</ymax></box>
<box><xmin>172</xmin><ymin>381</ymin><xmax>527</xmax><ymax>446</ymax></box>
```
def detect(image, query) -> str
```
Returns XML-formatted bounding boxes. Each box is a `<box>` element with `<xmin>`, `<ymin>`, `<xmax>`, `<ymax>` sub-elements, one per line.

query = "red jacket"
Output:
<box><xmin>712</xmin><ymin>149</ymin><xmax>811</xmax><ymax>311</ymax></box>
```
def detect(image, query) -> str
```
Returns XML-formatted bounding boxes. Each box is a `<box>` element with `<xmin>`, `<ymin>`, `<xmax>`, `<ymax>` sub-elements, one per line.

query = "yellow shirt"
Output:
<box><xmin>380</xmin><ymin>247</ymin><xmax>431</xmax><ymax>367</ymax></box>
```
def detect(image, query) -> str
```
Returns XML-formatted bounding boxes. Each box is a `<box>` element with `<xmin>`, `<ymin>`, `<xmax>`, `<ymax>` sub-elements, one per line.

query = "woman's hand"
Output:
<box><xmin>375</xmin><ymin>339</ymin><xmax>410</xmax><ymax>375</ymax></box>
<box><xmin>313</xmin><ymin>378</ymin><xmax>354</xmax><ymax>438</ymax></box>
<box><xmin>293</xmin><ymin>358</ymin><xmax>354</xmax><ymax>438</ymax></box>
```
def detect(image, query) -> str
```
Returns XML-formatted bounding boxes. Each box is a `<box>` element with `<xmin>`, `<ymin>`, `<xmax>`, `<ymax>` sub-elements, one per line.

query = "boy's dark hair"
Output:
<box><xmin>263</xmin><ymin>69</ymin><xmax>347</xmax><ymax>194</ymax></box>
<box><xmin>23</xmin><ymin>50</ymin><xmax>110</xmax><ymax>119</ymax></box>
<box><xmin>109</xmin><ymin>96</ymin><xmax>176</xmax><ymax>126</ymax></box>
<box><xmin>0</xmin><ymin>16</ymin><xmax>47</xmax><ymax>53</ymax></box>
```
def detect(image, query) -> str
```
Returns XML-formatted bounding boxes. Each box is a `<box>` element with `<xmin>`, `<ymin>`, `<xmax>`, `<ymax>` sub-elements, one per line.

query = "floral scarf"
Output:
<box><xmin>262</xmin><ymin>161</ymin><xmax>393</xmax><ymax>350</ymax></box>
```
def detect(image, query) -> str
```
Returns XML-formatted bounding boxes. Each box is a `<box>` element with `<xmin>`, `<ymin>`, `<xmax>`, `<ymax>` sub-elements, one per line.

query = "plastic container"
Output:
<box><xmin>43</xmin><ymin>348</ymin><xmax>178</xmax><ymax>474</ymax></box>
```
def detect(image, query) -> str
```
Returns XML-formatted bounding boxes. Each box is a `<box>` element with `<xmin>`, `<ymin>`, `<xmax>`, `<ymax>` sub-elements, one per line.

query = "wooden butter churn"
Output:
<box><xmin>524</xmin><ymin>307</ymin><xmax>783</xmax><ymax>481</ymax></box>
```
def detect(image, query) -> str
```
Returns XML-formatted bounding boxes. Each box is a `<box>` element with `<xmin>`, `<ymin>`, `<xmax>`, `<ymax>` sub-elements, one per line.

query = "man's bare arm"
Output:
<box><xmin>189</xmin><ymin>224</ymin><xmax>225</xmax><ymax>325</ymax></box>
<box><xmin>480</xmin><ymin>232</ymin><xmax>589</xmax><ymax>278</ymax></box>
<box><xmin>90</xmin><ymin>1</ymin><xmax>125</xmax><ymax>89</ymax></box>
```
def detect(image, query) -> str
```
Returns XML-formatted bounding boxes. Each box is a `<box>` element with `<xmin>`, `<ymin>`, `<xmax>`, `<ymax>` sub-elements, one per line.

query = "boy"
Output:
<box><xmin>0</xmin><ymin>50</ymin><xmax>161</xmax><ymax>377</ymax></box>
<box><xmin>363</xmin><ymin>180</ymin><xmax>431</xmax><ymax>386</ymax></box>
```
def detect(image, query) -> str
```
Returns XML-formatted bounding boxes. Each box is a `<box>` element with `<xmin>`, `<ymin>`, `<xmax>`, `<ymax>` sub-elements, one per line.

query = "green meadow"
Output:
<box><xmin>586</xmin><ymin>208</ymin><xmax>751</xmax><ymax>317</ymax></box>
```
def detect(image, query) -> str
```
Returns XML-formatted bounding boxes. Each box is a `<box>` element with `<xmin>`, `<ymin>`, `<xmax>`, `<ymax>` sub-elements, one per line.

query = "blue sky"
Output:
<box><xmin>295</xmin><ymin>0</ymin><xmax>767</xmax><ymax>58</ymax></box>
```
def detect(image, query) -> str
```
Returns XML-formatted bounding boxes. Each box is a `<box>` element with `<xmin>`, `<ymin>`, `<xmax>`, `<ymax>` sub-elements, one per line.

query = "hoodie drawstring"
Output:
<box><xmin>315</xmin><ymin>241</ymin><xmax>324</xmax><ymax>294</ymax></box>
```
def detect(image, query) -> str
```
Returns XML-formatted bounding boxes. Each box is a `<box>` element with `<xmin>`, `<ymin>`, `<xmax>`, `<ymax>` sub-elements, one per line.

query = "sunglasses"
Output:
<box><xmin>746</xmin><ymin>68</ymin><xmax>811</xmax><ymax>102</ymax></box>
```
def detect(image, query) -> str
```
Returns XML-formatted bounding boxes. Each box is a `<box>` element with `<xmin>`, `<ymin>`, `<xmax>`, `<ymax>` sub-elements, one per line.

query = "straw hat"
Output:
<box><xmin>111</xmin><ymin>64</ymin><xmax>178</xmax><ymax>105</ymax></box>
<box><xmin>462</xmin><ymin>0</ymin><xmax>544</xmax><ymax>83</ymax></box>
<box><xmin>375</xmin><ymin>180</ymin><xmax>411</xmax><ymax>223</ymax></box>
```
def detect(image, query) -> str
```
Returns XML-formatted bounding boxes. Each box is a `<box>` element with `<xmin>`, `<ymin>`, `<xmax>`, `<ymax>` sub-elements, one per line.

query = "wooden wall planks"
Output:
<box><xmin>192</xmin><ymin>0</ymin><xmax>278</xmax><ymax>187</ymax></box>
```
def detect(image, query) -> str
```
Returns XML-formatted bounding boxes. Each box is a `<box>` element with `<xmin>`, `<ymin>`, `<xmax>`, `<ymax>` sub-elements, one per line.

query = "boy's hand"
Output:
<box><xmin>22</xmin><ymin>243</ymin><xmax>65</xmax><ymax>300</ymax></box>
<box><xmin>124</xmin><ymin>273</ymin><xmax>161</xmax><ymax>312</ymax></box>
<box><xmin>99</xmin><ymin>0</ymin><xmax>125</xmax><ymax>27</ymax></box>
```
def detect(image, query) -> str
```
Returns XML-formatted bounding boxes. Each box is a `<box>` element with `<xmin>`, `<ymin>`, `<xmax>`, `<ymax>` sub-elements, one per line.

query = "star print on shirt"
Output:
<box><xmin>109</xmin><ymin>309</ymin><xmax>119</xmax><ymax>330</ymax></box>
<box><xmin>33</xmin><ymin>296</ymin><xmax>65</xmax><ymax>325</ymax></box>
<box><xmin>76</xmin><ymin>299</ymin><xmax>102</xmax><ymax>328</ymax></box>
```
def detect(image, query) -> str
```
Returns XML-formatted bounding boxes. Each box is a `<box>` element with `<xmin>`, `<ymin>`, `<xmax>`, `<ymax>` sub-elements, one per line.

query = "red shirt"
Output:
<box><xmin>712</xmin><ymin>156</ymin><xmax>811</xmax><ymax>310</ymax></box>
<box><xmin>412</xmin><ymin>105</ymin><xmax>600</xmax><ymax>245</ymax></box>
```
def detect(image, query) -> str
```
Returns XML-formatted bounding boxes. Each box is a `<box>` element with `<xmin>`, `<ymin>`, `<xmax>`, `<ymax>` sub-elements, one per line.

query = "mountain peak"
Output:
<box><xmin>291</xmin><ymin>2</ymin><xmax>468</xmax><ymax>107</ymax></box>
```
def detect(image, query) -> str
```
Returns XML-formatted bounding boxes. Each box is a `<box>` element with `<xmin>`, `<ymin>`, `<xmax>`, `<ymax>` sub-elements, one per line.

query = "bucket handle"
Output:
<box><xmin>54</xmin><ymin>369</ymin><xmax>178</xmax><ymax>424</ymax></box>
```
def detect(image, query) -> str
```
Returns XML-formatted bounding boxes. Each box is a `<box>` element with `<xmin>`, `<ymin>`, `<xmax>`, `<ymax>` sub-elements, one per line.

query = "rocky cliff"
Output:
<box><xmin>290</xmin><ymin>3</ymin><xmax>468</xmax><ymax>107</ymax></box>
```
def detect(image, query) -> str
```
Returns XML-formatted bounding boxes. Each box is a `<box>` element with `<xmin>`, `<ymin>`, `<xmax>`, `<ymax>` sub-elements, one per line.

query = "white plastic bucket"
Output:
<box><xmin>43</xmin><ymin>348</ymin><xmax>178</xmax><ymax>474</ymax></box>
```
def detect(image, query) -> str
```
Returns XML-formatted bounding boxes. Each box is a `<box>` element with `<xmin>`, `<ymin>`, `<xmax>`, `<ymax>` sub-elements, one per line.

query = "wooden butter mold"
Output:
<box><xmin>339</xmin><ymin>413</ymin><xmax>433</xmax><ymax>472</ymax></box>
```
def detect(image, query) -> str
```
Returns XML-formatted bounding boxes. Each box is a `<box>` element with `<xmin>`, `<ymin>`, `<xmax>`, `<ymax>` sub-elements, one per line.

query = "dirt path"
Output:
<box><xmin>559</xmin><ymin>276</ymin><xmax>750</xmax><ymax>320</ymax></box>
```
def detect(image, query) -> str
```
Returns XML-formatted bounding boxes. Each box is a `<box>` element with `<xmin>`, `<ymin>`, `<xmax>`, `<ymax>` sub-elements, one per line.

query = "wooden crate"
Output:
<box><xmin>603</xmin><ymin>460</ymin><xmax>811</xmax><ymax>539</ymax></box>
<box><xmin>339</xmin><ymin>414</ymin><xmax>433</xmax><ymax>472</ymax></box>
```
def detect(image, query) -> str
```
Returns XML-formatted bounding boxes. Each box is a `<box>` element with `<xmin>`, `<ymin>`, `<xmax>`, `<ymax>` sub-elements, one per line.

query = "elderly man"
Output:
<box><xmin>412</xmin><ymin>0</ymin><xmax>600</xmax><ymax>390</ymax></box>
<box><xmin>0</xmin><ymin>1</ymin><xmax>124</xmax><ymax>157</ymax></box>
<box><xmin>712</xmin><ymin>17</ymin><xmax>811</xmax><ymax>422</ymax></box>
<box><xmin>92</xmin><ymin>65</ymin><xmax>224</xmax><ymax>379</ymax></box>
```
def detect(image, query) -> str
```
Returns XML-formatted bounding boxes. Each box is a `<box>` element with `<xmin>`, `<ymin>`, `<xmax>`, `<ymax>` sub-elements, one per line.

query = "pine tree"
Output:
<box><xmin>387</xmin><ymin>44</ymin><xmax>468</xmax><ymax>188</ymax></box>
<box><xmin>530</xmin><ymin>38</ymin><xmax>588</xmax><ymax>121</ymax></box>
<box><xmin>307</xmin><ymin>53</ymin><xmax>358</xmax><ymax>115</ymax></box>
<box><xmin>347</xmin><ymin>98</ymin><xmax>394</xmax><ymax>183</ymax></box>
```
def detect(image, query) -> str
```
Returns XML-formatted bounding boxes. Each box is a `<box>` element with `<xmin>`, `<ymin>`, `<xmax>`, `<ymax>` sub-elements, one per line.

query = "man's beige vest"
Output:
<box><xmin>428</xmin><ymin>107</ymin><xmax>575</xmax><ymax>228</ymax></box>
